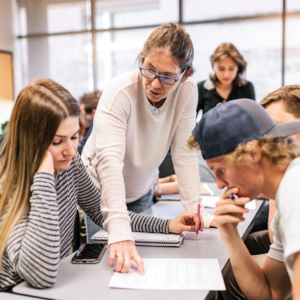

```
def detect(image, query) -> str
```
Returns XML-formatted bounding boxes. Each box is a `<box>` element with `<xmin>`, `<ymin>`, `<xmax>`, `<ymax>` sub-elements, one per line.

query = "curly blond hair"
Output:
<box><xmin>225</xmin><ymin>136</ymin><xmax>300</xmax><ymax>166</ymax></box>
<box><xmin>187</xmin><ymin>134</ymin><xmax>199</xmax><ymax>150</ymax></box>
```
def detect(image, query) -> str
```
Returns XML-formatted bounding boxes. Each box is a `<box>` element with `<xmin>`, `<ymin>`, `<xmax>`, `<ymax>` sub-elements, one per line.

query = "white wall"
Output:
<box><xmin>0</xmin><ymin>0</ymin><xmax>20</xmax><ymax>131</ymax></box>
<box><xmin>0</xmin><ymin>0</ymin><xmax>14</xmax><ymax>51</ymax></box>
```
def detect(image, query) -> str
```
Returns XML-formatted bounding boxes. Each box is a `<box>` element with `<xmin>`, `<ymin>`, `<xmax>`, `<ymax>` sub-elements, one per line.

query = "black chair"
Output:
<box><xmin>159</xmin><ymin>153</ymin><xmax>175</xmax><ymax>178</ymax></box>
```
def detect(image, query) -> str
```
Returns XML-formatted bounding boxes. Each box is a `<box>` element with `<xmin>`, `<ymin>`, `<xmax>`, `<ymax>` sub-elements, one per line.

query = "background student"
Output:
<box><xmin>196</xmin><ymin>43</ymin><xmax>255</xmax><ymax>116</ymax></box>
<box><xmin>82</xmin><ymin>23</ymin><xmax>215</xmax><ymax>252</ymax></box>
<box><xmin>78</xmin><ymin>90</ymin><xmax>102</xmax><ymax>155</ymax></box>
<box><xmin>0</xmin><ymin>79</ymin><xmax>202</xmax><ymax>291</ymax></box>
<box><xmin>189</xmin><ymin>99</ymin><xmax>300</xmax><ymax>300</ymax></box>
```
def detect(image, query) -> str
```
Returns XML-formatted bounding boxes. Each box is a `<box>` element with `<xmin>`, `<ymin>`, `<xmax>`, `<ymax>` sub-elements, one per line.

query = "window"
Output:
<box><xmin>96</xmin><ymin>28</ymin><xmax>153</xmax><ymax>89</ymax></box>
<box><xmin>183</xmin><ymin>0</ymin><xmax>282</xmax><ymax>22</ymax></box>
<box><xmin>95</xmin><ymin>0</ymin><xmax>178</xmax><ymax>29</ymax></box>
<box><xmin>185</xmin><ymin>18</ymin><xmax>282</xmax><ymax>101</ymax></box>
<box><xmin>20</xmin><ymin>34</ymin><xmax>93</xmax><ymax>100</ymax></box>
<box><xmin>16</xmin><ymin>0</ymin><xmax>300</xmax><ymax>103</ymax></box>
<box><xmin>285</xmin><ymin>15</ymin><xmax>300</xmax><ymax>86</ymax></box>
<box><xmin>18</xmin><ymin>0</ymin><xmax>91</xmax><ymax>35</ymax></box>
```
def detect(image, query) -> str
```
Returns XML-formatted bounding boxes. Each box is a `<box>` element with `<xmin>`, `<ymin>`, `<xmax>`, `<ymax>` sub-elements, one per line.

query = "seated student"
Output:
<box><xmin>78</xmin><ymin>90</ymin><xmax>102</xmax><ymax>155</ymax></box>
<box><xmin>188</xmin><ymin>99</ymin><xmax>300</xmax><ymax>300</ymax></box>
<box><xmin>260</xmin><ymin>85</ymin><xmax>300</xmax><ymax>244</ymax></box>
<box><xmin>0</xmin><ymin>79</ymin><xmax>201</xmax><ymax>291</ymax></box>
<box><xmin>245</xmin><ymin>85</ymin><xmax>300</xmax><ymax>257</ymax></box>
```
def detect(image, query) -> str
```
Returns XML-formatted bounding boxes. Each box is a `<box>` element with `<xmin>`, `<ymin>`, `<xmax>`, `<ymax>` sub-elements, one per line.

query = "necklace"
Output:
<box><xmin>148</xmin><ymin>98</ymin><xmax>166</xmax><ymax>115</ymax></box>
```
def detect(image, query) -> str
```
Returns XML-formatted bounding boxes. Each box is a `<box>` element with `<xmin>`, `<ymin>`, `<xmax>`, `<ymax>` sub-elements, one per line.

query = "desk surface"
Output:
<box><xmin>13</xmin><ymin>186</ymin><xmax>264</xmax><ymax>300</ymax></box>
<box><xmin>0</xmin><ymin>294</ymin><xmax>43</xmax><ymax>300</ymax></box>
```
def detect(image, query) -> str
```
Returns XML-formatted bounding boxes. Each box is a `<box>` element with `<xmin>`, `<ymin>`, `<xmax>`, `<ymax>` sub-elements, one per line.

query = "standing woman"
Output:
<box><xmin>82</xmin><ymin>23</ymin><xmax>214</xmax><ymax>259</ymax></box>
<box><xmin>197</xmin><ymin>43</ymin><xmax>255</xmax><ymax>116</ymax></box>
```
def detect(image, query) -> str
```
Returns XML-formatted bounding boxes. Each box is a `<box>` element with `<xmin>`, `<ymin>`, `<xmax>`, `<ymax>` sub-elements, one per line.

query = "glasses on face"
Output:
<box><xmin>139</xmin><ymin>66</ymin><xmax>187</xmax><ymax>85</ymax></box>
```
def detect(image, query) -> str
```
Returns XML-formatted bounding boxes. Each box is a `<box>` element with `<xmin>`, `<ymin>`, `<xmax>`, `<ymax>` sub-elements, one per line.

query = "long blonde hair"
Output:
<box><xmin>0</xmin><ymin>79</ymin><xmax>81</xmax><ymax>264</ymax></box>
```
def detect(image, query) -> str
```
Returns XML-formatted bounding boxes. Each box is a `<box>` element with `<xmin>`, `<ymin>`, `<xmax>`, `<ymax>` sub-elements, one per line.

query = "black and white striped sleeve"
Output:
<box><xmin>76</xmin><ymin>156</ymin><xmax>104</xmax><ymax>227</ymax></box>
<box><xmin>76</xmin><ymin>157</ymin><xmax>170</xmax><ymax>234</ymax></box>
<box><xmin>6</xmin><ymin>172</ymin><xmax>60</xmax><ymax>288</ymax></box>
<box><xmin>129</xmin><ymin>211</ymin><xmax>170</xmax><ymax>234</ymax></box>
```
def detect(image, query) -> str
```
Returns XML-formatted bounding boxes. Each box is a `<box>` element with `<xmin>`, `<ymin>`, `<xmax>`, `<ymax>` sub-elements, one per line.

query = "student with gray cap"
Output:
<box><xmin>188</xmin><ymin>99</ymin><xmax>300</xmax><ymax>300</ymax></box>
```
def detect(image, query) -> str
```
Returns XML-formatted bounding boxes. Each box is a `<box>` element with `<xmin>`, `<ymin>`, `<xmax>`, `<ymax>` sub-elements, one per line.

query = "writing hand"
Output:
<box><xmin>169</xmin><ymin>211</ymin><xmax>203</xmax><ymax>234</ymax></box>
<box><xmin>109</xmin><ymin>240</ymin><xmax>145</xmax><ymax>275</ymax></box>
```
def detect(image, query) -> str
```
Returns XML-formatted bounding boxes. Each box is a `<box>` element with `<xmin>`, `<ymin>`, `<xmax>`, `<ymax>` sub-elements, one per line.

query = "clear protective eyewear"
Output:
<box><xmin>139</xmin><ymin>66</ymin><xmax>188</xmax><ymax>85</ymax></box>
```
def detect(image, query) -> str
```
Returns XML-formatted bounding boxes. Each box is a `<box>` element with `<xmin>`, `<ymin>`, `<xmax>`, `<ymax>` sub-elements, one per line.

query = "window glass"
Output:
<box><xmin>185</xmin><ymin>18</ymin><xmax>282</xmax><ymax>102</ymax></box>
<box><xmin>95</xmin><ymin>0</ymin><xmax>178</xmax><ymax>29</ymax></box>
<box><xmin>18</xmin><ymin>6</ymin><xmax>27</xmax><ymax>36</ymax></box>
<box><xmin>96</xmin><ymin>28</ymin><xmax>153</xmax><ymax>90</ymax></box>
<box><xmin>287</xmin><ymin>0</ymin><xmax>300</xmax><ymax>12</ymax></box>
<box><xmin>21</xmin><ymin>34</ymin><xmax>93</xmax><ymax>100</ymax></box>
<box><xmin>285</xmin><ymin>15</ymin><xmax>300</xmax><ymax>86</ymax></box>
<box><xmin>18</xmin><ymin>0</ymin><xmax>91</xmax><ymax>35</ymax></box>
<box><xmin>183</xmin><ymin>0</ymin><xmax>282</xmax><ymax>22</ymax></box>
<box><xmin>19</xmin><ymin>38</ymin><xmax>29</xmax><ymax>85</ymax></box>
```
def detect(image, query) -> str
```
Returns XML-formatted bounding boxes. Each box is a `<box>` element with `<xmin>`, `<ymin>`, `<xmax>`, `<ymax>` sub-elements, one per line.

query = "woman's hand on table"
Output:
<box><xmin>214</xmin><ymin>187</ymin><xmax>250</xmax><ymax>239</ymax></box>
<box><xmin>109</xmin><ymin>240</ymin><xmax>145</xmax><ymax>275</ymax></box>
<box><xmin>169</xmin><ymin>212</ymin><xmax>203</xmax><ymax>234</ymax></box>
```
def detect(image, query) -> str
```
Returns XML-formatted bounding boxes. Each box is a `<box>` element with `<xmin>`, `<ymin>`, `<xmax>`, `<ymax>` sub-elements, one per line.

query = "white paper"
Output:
<box><xmin>158</xmin><ymin>195</ymin><xmax>256</xmax><ymax>210</ymax></box>
<box><xmin>245</xmin><ymin>200</ymin><xmax>256</xmax><ymax>210</ymax></box>
<box><xmin>108</xmin><ymin>258</ymin><xmax>225</xmax><ymax>291</ymax></box>
<box><xmin>200</xmin><ymin>196</ymin><xmax>220</xmax><ymax>208</ymax></box>
<box><xmin>201</xmin><ymin>196</ymin><xmax>256</xmax><ymax>210</ymax></box>
<box><xmin>203</xmin><ymin>183</ymin><xmax>214</xmax><ymax>195</ymax></box>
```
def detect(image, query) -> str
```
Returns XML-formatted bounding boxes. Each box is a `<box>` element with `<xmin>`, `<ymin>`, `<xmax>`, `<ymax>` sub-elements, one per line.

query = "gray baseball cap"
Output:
<box><xmin>192</xmin><ymin>99</ymin><xmax>300</xmax><ymax>160</ymax></box>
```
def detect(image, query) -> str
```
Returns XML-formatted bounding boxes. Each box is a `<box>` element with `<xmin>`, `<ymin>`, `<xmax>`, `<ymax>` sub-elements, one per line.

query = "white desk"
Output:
<box><xmin>0</xmin><ymin>294</ymin><xmax>43</xmax><ymax>300</ymax></box>
<box><xmin>13</xmin><ymin>187</ymin><xmax>264</xmax><ymax>300</ymax></box>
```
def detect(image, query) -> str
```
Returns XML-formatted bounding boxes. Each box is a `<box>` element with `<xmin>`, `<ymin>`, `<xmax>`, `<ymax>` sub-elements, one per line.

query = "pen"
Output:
<box><xmin>196</xmin><ymin>196</ymin><xmax>201</xmax><ymax>236</ymax></box>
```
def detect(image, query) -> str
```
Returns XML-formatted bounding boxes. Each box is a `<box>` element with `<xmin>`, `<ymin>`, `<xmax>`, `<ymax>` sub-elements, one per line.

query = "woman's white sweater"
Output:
<box><xmin>82</xmin><ymin>70</ymin><xmax>213</xmax><ymax>244</ymax></box>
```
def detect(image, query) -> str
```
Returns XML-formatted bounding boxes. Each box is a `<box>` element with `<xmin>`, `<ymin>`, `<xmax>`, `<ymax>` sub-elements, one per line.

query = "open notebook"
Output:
<box><xmin>91</xmin><ymin>229</ymin><xmax>186</xmax><ymax>247</ymax></box>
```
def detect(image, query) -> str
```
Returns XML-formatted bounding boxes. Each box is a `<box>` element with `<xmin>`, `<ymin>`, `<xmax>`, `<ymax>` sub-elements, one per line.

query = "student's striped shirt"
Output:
<box><xmin>0</xmin><ymin>155</ymin><xmax>170</xmax><ymax>290</ymax></box>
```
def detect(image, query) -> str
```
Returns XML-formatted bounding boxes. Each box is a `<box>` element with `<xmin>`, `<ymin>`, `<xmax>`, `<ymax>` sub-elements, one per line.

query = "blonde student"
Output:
<box><xmin>189</xmin><ymin>99</ymin><xmax>300</xmax><ymax>300</ymax></box>
<box><xmin>0</xmin><ymin>79</ymin><xmax>201</xmax><ymax>291</ymax></box>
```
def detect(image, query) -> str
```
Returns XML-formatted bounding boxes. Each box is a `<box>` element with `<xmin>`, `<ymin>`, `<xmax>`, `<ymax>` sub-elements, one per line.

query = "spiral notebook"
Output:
<box><xmin>91</xmin><ymin>229</ymin><xmax>186</xmax><ymax>247</ymax></box>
